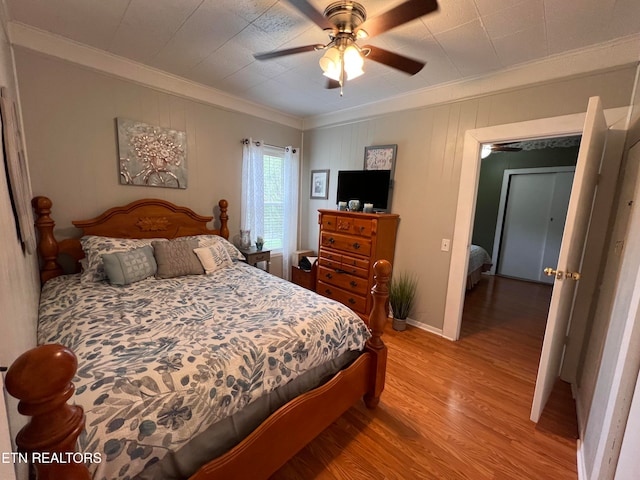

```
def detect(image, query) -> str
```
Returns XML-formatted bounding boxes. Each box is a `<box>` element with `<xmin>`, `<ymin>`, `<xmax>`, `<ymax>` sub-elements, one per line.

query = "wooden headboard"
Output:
<box><xmin>32</xmin><ymin>196</ymin><xmax>229</xmax><ymax>284</ymax></box>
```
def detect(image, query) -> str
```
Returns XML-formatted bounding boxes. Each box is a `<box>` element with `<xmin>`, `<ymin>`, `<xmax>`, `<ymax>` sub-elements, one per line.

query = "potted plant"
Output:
<box><xmin>389</xmin><ymin>272</ymin><xmax>418</xmax><ymax>331</ymax></box>
<box><xmin>255</xmin><ymin>236</ymin><xmax>264</xmax><ymax>251</ymax></box>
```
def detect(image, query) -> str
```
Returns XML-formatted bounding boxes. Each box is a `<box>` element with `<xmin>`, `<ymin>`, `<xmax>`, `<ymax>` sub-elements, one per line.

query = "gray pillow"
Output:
<box><xmin>153</xmin><ymin>238</ymin><xmax>204</xmax><ymax>279</ymax></box>
<box><xmin>102</xmin><ymin>245</ymin><xmax>157</xmax><ymax>285</ymax></box>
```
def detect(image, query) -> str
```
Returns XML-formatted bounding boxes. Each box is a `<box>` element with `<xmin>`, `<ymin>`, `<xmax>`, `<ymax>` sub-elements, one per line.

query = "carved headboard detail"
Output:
<box><xmin>32</xmin><ymin>196</ymin><xmax>229</xmax><ymax>284</ymax></box>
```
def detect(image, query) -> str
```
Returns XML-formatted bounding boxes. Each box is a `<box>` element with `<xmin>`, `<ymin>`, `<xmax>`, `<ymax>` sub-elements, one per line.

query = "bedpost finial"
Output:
<box><xmin>32</xmin><ymin>195</ymin><xmax>52</xmax><ymax>213</ymax></box>
<box><xmin>218</xmin><ymin>199</ymin><xmax>229</xmax><ymax>239</ymax></box>
<box><xmin>6</xmin><ymin>344</ymin><xmax>78</xmax><ymax>415</ymax></box>
<box><xmin>5</xmin><ymin>344</ymin><xmax>89</xmax><ymax>480</ymax></box>
<box><xmin>369</xmin><ymin>259</ymin><xmax>392</xmax><ymax>349</ymax></box>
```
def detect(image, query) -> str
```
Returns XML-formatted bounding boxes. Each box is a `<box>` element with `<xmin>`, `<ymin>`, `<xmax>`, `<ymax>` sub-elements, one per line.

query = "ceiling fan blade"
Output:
<box><xmin>492</xmin><ymin>146</ymin><xmax>522</xmax><ymax>152</ymax></box>
<box><xmin>364</xmin><ymin>45</ymin><xmax>425</xmax><ymax>75</ymax></box>
<box><xmin>356</xmin><ymin>0</ymin><xmax>439</xmax><ymax>38</ymax></box>
<box><xmin>287</xmin><ymin>0</ymin><xmax>337</xmax><ymax>32</ymax></box>
<box><xmin>254</xmin><ymin>44</ymin><xmax>324</xmax><ymax>61</ymax></box>
<box><xmin>325</xmin><ymin>78</ymin><xmax>340</xmax><ymax>89</ymax></box>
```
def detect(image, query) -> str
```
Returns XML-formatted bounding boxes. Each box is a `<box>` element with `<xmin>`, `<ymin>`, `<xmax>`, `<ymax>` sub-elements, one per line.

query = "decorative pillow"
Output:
<box><xmin>80</xmin><ymin>236</ymin><xmax>166</xmax><ymax>284</ymax></box>
<box><xmin>193</xmin><ymin>243</ymin><xmax>233</xmax><ymax>274</ymax></box>
<box><xmin>183</xmin><ymin>235</ymin><xmax>245</xmax><ymax>261</ymax></box>
<box><xmin>102</xmin><ymin>246</ymin><xmax>157</xmax><ymax>285</ymax></box>
<box><xmin>153</xmin><ymin>239</ymin><xmax>204</xmax><ymax>279</ymax></box>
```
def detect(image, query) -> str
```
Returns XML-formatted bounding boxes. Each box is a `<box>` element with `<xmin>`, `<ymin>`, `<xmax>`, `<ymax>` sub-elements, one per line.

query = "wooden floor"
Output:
<box><xmin>272</xmin><ymin>275</ymin><xmax>578</xmax><ymax>479</ymax></box>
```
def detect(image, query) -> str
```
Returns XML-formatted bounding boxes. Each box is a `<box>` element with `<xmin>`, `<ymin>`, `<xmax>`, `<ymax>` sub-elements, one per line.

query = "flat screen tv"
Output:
<box><xmin>336</xmin><ymin>169</ymin><xmax>392</xmax><ymax>212</ymax></box>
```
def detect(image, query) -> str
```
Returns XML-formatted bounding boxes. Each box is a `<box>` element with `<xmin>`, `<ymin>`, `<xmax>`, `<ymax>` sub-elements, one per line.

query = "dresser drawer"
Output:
<box><xmin>319</xmin><ymin>249</ymin><xmax>369</xmax><ymax>278</ymax></box>
<box><xmin>320</xmin><ymin>232</ymin><xmax>372</xmax><ymax>257</ymax></box>
<box><xmin>334</xmin><ymin>217</ymin><xmax>374</xmax><ymax>237</ymax></box>
<box><xmin>341</xmin><ymin>253</ymin><xmax>370</xmax><ymax>272</ymax></box>
<box><xmin>318</xmin><ymin>266</ymin><xmax>368</xmax><ymax>295</ymax></box>
<box><xmin>321</xmin><ymin>215</ymin><xmax>337</xmax><ymax>231</ymax></box>
<box><xmin>317</xmin><ymin>281</ymin><xmax>367</xmax><ymax>314</ymax></box>
<box><xmin>319</xmin><ymin>256</ymin><xmax>341</xmax><ymax>270</ymax></box>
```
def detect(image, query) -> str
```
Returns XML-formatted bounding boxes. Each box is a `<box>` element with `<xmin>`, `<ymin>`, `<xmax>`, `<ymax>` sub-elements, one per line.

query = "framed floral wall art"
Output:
<box><xmin>117</xmin><ymin>118</ymin><xmax>187</xmax><ymax>189</ymax></box>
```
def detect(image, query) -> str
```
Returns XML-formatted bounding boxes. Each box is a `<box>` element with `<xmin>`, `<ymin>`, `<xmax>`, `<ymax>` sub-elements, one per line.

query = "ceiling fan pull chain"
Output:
<box><xmin>339</xmin><ymin>50</ymin><xmax>345</xmax><ymax>97</ymax></box>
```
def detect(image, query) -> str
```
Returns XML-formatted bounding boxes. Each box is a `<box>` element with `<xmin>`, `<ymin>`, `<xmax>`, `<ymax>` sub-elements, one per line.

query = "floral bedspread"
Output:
<box><xmin>469</xmin><ymin>244</ymin><xmax>492</xmax><ymax>273</ymax></box>
<box><xmin>38</xmin><ymin>262</ymin><xmax>371</xmax><ymax>479</ymax></box>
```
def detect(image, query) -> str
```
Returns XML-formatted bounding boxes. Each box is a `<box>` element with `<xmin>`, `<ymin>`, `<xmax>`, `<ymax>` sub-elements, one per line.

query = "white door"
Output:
<box><xmin>530</xmin><ymin>96</ymin><xmax>607</xmax><ymax>422</ymax></box>
<box><xmin>498</xmin><ymin>171</ymin><xmax>574</xmax><ymax>283</ymax></box>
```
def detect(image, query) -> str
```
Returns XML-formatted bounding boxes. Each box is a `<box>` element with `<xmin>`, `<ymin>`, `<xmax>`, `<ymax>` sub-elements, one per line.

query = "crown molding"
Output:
<box><xmin>8</xmin><ymin>22</ymin><xmax>303</xmax><ymax>130</ymax></box>
<box><xmin>303</xmin><ymin>34</ymin><xmax>640</xmax><ymax>130</ymax></box>
<box><xmin>8</xmin><ymin>21</ymin><xmax>640</xmax><ymax>133</ymax></box>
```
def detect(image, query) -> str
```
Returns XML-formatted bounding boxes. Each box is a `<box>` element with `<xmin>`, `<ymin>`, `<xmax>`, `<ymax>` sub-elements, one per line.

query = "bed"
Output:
<box><xmin>6</xmin><ymin>196</ymin><xmax>391</xmax><ymax>480</ymax></box>
<box><xmin>467</xmin><ymin>244</ymin><xmax>492</xmax><ymax>290</ymax></box>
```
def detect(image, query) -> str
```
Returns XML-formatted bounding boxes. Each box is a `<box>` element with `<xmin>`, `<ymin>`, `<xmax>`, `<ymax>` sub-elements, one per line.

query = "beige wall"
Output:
<box><xmin>0</xmin><ymin>3</ymin><xmax>40</xmax><ymax>476</ymax></box>
<box><xmin>302</xmin><ymin>65</ymin><xmax>637</xmax><ymax>331</ymax></box>
<box><xmin>15</xmin><ymin>48</ymin><xmax>302</xmax><ymax>249</ymax></box>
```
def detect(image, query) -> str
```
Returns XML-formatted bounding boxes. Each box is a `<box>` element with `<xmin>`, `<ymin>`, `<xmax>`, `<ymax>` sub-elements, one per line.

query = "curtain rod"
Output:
<box><xmin>241</xmin><ymin>139</ymin><xmax>281</xmax><ymax>148</ymax></box>
<box><xmin>241</xmin><ymin>139</ymin><xmax>296</xmax><ymax>153</ymax></box>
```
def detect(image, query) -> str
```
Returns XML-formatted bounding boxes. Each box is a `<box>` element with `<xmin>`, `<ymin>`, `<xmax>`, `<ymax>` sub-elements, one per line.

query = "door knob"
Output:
<box><xmin>543</xmin><ymin>267</ymin><xmax>563</xmax><ymax>279</ymax></box>
<box><xmin>565</xmin><ymin>271</ymin><xmax>581</xmax><ymax>281</ymax></box>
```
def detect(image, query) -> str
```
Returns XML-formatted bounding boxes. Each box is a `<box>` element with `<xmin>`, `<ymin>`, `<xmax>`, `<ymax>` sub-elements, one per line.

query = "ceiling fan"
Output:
<box><xmin>481</xmin><ymin>143</ymin><xmax>523</xmax><ymax>158</ymax></box>
<box><xmin>253</xmin><ymin>0</ymin><xmax>439</xmax><ymax>95</ymax></box>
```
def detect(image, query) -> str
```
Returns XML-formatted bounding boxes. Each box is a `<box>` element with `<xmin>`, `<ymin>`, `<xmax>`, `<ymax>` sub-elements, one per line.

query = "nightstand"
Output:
<box><xmin>239</xmin><ymin>247</ymin><xmax>271</xmax><ymax>273</ymax></box>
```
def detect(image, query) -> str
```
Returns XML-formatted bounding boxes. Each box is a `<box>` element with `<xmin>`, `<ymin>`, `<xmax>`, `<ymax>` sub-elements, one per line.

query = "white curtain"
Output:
<box><xmin>283</xmin><ymin>146</ymin><xmax>300</xmax><ymax>280</ymax></box>
<box><xmin>241</xmin><ymin>138</ymin><xmax>264</xmax><ymax>244</ymax></box>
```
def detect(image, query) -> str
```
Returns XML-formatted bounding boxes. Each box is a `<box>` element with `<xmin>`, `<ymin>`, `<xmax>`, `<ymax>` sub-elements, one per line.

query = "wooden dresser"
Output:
<box><xmin>316</xmin><ymin>209</ymin><xmax>399</xmax><ymax>324</ymax></box>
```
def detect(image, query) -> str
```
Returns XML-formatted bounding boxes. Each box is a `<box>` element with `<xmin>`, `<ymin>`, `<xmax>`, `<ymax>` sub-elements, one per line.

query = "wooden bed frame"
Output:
<box><xmin>6</xmin><ymin>196</ymin><xmax>390</xmax><ymax>480</ymax></box>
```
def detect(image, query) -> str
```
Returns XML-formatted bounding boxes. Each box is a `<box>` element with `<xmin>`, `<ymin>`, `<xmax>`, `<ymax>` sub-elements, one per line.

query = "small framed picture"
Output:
<box><xmin>310</xmin><ymin>169</ymin><xmax>330</xmax><ymax>199</ymax></box>
<box><xmin>364</xmin><ymin>144</ymin><xmax>397</xmax><ymax>180</ymax></box>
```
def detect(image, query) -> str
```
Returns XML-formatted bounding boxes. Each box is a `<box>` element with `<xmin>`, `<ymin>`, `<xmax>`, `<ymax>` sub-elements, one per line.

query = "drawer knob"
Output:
<box><xmin>325</xmin><ymin>273</ymin><xmax>333</xmax><ymax>279</ymax></box>
<box><xmin>328</xmin><ymin>237</ymin><xmax>335</xmax><ymax>244</ymax></box>
<box><xmin>352</xmin><ymin>242</ymin><xmax>360</xmax><ymax>249</ymax></box>
<box><xmin>350</xmin><ymin>281</ymin><xmax>357</xmax><ymax>287</ymax></box>
<box><xmin>325</xmin><ymin>288</ymin><xmax>332</xmax><ymax>295</ymax></box>
<box><xmin>348</xmin><ymin>298</ymin><xmax>356</xmax><ymax>305</ymax></box>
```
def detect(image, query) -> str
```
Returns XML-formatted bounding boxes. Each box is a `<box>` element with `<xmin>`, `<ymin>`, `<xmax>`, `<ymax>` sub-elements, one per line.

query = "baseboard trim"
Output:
<box><xmin>577</xmin><ymin>439</ymin><xmax>588</xmax><ymax>480</ymax></box>
<box><xmin>406</xmin><ymin>318</ymin><xmax>444</xmax><ymax>337</ymax></box>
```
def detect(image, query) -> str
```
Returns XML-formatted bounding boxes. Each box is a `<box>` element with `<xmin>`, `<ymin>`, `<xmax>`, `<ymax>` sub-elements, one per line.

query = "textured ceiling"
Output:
<box><xmin>6</xmin><ymin>0</ymin><xmax>640</xmax><ymax>119</ymax></box>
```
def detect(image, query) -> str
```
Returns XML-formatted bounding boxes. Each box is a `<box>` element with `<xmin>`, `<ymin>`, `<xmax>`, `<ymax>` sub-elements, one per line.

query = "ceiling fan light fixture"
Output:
<box><xmin>319</xmin><ymin>44</ymin><xmax>364</xmax><ymax>81</ymax></box>
<box><xmin>319</xmin><ymin>46</ymin><xmax>342</xmax><ymax>81</ymax></box>
<box><xmin>343</xmin><ymin>45</ymin><xmax>364</xmax><ymax>79</ymax></box>
<box><xmin>481</xmin><ymin>144</ymin><xmax>492</xmax><ymax>159</ymax></box>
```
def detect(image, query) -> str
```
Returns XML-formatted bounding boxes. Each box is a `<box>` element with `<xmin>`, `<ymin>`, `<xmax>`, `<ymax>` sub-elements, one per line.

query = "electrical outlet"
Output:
<box><xmin>441</xmin><ymin>238</ymin><xmax>450</xmax><ymax>252</ymax></box>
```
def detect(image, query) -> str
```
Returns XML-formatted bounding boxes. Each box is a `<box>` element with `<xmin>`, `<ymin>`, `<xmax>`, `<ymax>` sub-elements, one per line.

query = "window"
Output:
<box><xmin>263</xmin><ymin>146</ymin><xmax>285</xmax><ymax>251</ymax></box>
<box><xmin>242</xmin><ymin>139</ymin><xmax>299</xmax><ymax>280</ymax></box>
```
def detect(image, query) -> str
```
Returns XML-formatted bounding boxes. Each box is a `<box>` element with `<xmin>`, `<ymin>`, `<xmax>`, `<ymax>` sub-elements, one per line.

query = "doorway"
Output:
<box><xmin>444</xmin><ymin>99</ymin><xmax>622</xmax><ymax>423</ymax></box>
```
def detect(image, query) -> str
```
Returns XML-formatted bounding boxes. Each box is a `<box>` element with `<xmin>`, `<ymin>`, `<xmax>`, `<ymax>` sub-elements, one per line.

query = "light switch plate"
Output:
<box><xmin>441</xmin><ymin>239</ymin><xmax>450</xmax><ymax>251</ymax></box>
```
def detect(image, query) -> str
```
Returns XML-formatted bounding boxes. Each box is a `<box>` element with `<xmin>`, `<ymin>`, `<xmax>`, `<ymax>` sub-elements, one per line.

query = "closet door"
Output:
<box><xmin>498</xmin><ymin>171</ymin><xmax>574</xmax><ymax>283</ymax></box>
<box><xmin>539</xmin><ymin>171</ymin><xmax>574</xmax><ymax>283</ymax></box>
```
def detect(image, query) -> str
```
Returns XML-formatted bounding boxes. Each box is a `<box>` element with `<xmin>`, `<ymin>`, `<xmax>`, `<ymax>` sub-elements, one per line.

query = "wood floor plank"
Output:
<box><xmin>272</xmin><ymin>276</ymin><xmax>578</xmax><ymax>479</ymax></box>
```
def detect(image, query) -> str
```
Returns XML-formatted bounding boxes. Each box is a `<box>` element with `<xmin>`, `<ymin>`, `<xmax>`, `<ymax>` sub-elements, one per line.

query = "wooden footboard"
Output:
<box><xmin>6</xmin><ymin>260</ymin><xmax>390</xmax><ymax>480</ymax></box>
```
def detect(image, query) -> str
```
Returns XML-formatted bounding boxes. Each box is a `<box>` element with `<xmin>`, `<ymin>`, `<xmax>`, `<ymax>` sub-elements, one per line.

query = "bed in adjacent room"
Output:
<box><xmin>6</xmin><ymin>197</ymin><xmax>391</xmax><ymax>480</ymax></box>
<box><xmin>467</xmin><ymin>244</ymin><xmax>492</xmax><ymax>290</ymax></box>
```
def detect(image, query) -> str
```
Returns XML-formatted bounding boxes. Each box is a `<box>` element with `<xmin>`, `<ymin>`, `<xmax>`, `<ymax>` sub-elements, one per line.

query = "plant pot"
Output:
<box><xmin>392</xmin><ymin>317</ymin><xmax>407</xmax><ymax>331</ymax></box>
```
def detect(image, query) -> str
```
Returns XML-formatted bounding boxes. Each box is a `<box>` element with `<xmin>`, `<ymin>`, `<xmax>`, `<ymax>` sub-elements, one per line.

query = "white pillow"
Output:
<box><xmin>193</xmin><ymin>243</ymin><xmax>233</xmax><ymax>274</ymax></box>
<box><xmin>183</xmin><ymin>235</ymin><xmax>245</xmax><ymax>261</ymax></box>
